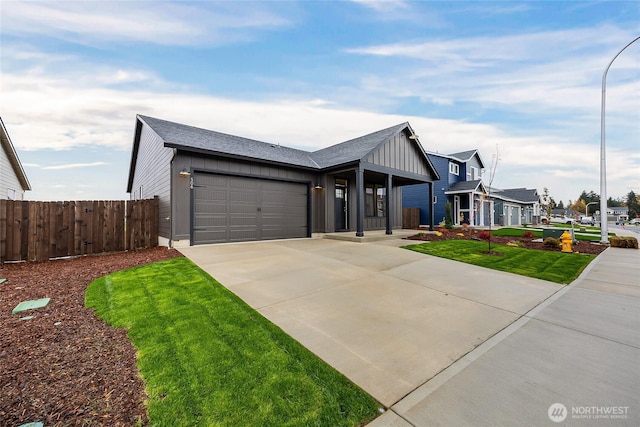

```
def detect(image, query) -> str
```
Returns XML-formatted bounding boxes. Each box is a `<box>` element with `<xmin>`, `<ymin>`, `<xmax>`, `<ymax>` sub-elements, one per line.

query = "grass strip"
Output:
<box><xmin>403</xmin><ymin>240</ymin><xmax>595</xmax><ymax>284</ymax></box>
<box><xmin>86</xmin><ymin>257</ymin><xmax>380</xmax><ymax>426</ymax></box>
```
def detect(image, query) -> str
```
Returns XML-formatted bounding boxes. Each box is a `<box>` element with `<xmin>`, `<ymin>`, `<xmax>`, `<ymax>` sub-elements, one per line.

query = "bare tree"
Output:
<box><xmin>485</xmin><ymin>145</ymin><xmax>500</xmax><ymax>254</ymax></box>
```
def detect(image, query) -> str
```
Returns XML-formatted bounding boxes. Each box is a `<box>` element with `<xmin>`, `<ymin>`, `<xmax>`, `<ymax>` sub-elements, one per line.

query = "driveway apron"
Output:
<box><xmin>180</xmin><ymin>237</ymin><xmax>562</xmax><ymax>408</ymax></box>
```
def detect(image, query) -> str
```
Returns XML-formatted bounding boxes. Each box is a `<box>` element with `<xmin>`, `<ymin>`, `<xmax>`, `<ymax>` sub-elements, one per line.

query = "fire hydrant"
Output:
<box><xmin>560</xmin><ymin>230</ymin><xmax>573</xmax><ymax>253</ymax></box>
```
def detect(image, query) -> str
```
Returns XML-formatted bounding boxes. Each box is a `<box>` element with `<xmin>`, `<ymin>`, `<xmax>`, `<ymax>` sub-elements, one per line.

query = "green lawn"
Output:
<box><xmin>403</xmin><ymin>240</ymin><xmax>595</xmax><ymax>284</ymax></box>
<box><xmin>86</xmin><ymin>257</ymin><xmax>380</xmax><ymax>427</ymax></box>
<box><xmin>492</xmin><ymin>227</ymin><xmax>613</xmax><ymax>241</ymax></box>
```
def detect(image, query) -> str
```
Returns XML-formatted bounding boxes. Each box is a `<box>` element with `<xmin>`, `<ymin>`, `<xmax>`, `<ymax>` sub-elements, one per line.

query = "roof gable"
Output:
<box><xmin>427</xmin><ymin>149</ymin><xmax>485</xmax><ymax>169</ymax></box>
<box><xmin>0</xmin><ymin>116</ymin><xmax>31</xmax><ymax>191</ymax></box>
<box><xmin>310</xmin><ymin>122</ymin><xmax>409</xmax><ymax>168</ymax></box>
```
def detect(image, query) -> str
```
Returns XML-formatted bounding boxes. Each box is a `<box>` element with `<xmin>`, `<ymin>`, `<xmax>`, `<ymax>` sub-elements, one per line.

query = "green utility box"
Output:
<box><xmin>542</xmin><ymin>228</ymin><xmax>568</xmax><ymax>240</ymax></box>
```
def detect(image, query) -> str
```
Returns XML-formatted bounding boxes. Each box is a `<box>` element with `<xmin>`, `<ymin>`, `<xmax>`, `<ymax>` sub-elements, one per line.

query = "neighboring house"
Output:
<box><xmin>403</xmin><ymin>149</ymin><xmax>543</xmax><ymax>227</ymax></box>
<box><xmin>0</xmin><ymin>116</ymin><xmax>31</xmax><ymax>200</ymax></box>
<box><xmin>491</xmin><ymin>187</ymin><xmax>541</xmax><ymax>226</ymax></box>
<box><xmin>127</xmin><ymin>115</ymin><xmax>439</xmax><ymax>246</ymax></box>
<box><xmin>403</xmin><ymin>150</ymin><xmax>490</xmax><ymax>226</ymax></box>
<box><xmin>610</xmin><ymin>206</ymin><xmax>628</xmax><ymax>222</ymax></box>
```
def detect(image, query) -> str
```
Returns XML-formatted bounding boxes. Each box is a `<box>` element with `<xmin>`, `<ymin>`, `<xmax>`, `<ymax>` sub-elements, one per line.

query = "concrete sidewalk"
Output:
<box><xmin>179</xmin><ymin>235</ymin><xmax>562</xmax><ymax>408</ymax></box>
<box><xmin>373</xmin><ymin>246</ymin><xmax>640</xmax><ymax>426</ymax></box>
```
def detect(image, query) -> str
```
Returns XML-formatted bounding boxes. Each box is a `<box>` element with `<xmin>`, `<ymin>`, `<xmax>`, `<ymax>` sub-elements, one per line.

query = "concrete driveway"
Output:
<box><xmin>180</xmin><ymin>236</ymin><xmax>562</xmax><ymax>407</ymax></box>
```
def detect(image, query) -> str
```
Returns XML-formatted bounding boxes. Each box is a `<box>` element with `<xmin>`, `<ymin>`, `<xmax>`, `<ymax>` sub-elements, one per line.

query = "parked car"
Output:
<box><xmin>630</xmin><ymin>218</ymin><xmax>640</xmax><ymax>225</ymax></box>
<box><xmin>541</xmin><ymin>216</ymin><xmax>577</xmax><ymax>225</ymax></box>
<box><xmin>580</xmin><ymin>217</ymin><xmax>595</xmax><ymax>225</ymax></box>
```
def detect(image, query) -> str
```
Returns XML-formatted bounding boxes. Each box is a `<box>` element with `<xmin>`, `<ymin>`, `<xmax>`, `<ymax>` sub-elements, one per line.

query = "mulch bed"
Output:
<box><xmin>405</xmin><ymin>227</ymin><xmax>608</xmax><ymax>255</ymax></box>
<box><xmin>0</xmin><ymin>247</ymin><xmax>183</xmax><ymax>427</ymax></box>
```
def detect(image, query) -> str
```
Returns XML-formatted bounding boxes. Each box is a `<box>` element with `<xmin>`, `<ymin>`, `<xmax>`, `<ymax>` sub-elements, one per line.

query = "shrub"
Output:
<box><xmin>522</xmin><ymin>231</ymin><xmax>535</xmax><ymax>239</ymax></box>
<box><xmin>544</xmin><ymin>237</ymin><xmax>561</xmax><ymax>249</ymax></box>
<box><xmin>444</xmin><ymin>202</ymin><xmax>454</xmax><ymax>230</ymax></box>
<box><xmin>609</xmin><ymin>236</ymin><xmax>639</xmax><ymax>249</ymax></box>
<box><xmin>478</xmin><ymin>231</ymin><xmax>491</xmax><ymax>240</ymax></box>
<box><xmin>506</xmin><ymin>240</ymin><xmax>523</xmax><ymax>248</ymax></box>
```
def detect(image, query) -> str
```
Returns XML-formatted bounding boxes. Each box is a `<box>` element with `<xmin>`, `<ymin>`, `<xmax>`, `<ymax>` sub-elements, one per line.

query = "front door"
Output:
<box><xmin>335</xmin><ymin>179</ymin><xmax>348</xmax><ymax>231</ymax></box>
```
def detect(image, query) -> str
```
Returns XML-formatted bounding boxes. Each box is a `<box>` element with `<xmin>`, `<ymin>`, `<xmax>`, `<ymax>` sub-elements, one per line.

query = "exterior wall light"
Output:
<box><xmin>179</xmin><ymin>167</ymin><xmax>191</xmax><ymax>177</ymax></box>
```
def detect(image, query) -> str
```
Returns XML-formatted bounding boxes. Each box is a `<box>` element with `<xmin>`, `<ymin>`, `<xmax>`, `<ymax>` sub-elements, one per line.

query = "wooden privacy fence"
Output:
<box><xmin>402</xmin><ymin>207</ymin><xmax>420</xmax><ymax>229</ymax></box>
<box><xmin>0</xmin><ymin>197</ymin><xmax>158</xmax><ymax>262</ymax></box>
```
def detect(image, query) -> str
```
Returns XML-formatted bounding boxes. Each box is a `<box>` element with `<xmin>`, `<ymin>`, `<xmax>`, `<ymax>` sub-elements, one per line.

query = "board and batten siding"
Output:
<box><xmin>129</xmin><ymin>123</ymin><xmax>173</xmax><ymax>239</ymax></box>
<box><xmin>364</xmin><ymin>133</ymin><xmax>431</xmax><ymax>176</ymax></box>
<box><xmin>171</xmin><ymin>151</ymin><xmax>318</xmax><ymax>241</ymax></box>
<box><xmin>0</xmin><ymin>147</ymin><xmax>25</xmax><ymax>200</ymax></box>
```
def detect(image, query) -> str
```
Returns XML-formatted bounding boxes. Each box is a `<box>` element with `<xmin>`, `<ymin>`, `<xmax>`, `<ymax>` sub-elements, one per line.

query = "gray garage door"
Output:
<box><xmin>192</xmin><ymin>173</ymin><xmax>308</xmax><ymax>244</ymax></box>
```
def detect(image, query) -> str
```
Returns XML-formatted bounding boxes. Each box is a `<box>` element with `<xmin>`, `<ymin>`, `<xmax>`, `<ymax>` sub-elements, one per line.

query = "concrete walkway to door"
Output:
<box><xmin>179</xmin><ymin>236</ymin><xmax>562</xmax><ymax>408</ymax></box>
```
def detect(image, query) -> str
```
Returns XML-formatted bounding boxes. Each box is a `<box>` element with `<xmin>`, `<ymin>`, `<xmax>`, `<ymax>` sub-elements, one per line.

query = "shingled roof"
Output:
<box><xmin>427</xmin><ymin>149</ymin><xmax>485</xmax><ymax>169</ymax></box>
<box><xmin>135</xmin><ymin>115</ymin><xmax>423</xmax><ymax>171</ymax></box>
<box><xmin>445</xmin><ymin>179</ymin><xmax>485</xmax><ymax>194</ymax></box>
<box><xmin>138</xmin><ymin>115</ymin><xmax>320</xmax><ymax>169</ymax></box>
<box><xmin>493</xmin><ymin>187</ymin><xmax>540</xmax><ymax>203</ymax></box>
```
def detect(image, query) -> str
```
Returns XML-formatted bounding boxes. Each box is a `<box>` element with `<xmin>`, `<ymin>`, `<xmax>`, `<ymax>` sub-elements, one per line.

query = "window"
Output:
<box><xmin>449</xmin><ymin>162</ymin><xmax>459</xmax><ymax>175</ymax></box>
<box><xmin>365</xmin><ymin>184</ymin><xmax>386</xmax><ymax>217</ymax></box>
<box><xmin>470</xmin><ymin>166</ymin><xmax>479</xmax><ymax>180</ymax></box>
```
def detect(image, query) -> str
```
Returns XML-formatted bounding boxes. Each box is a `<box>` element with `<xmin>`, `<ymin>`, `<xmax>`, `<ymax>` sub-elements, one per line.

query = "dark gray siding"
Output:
<box><xmin>173</xmin><ymin>152</ymin><xmax>322</xmax><ymax>240</ymax></box>
<box><xmin>129</xmin><ymin>124</ymin><xmax>173</xmax><ymax>238</ymax></box>
<box><xmin>364</xmin><ymin>133</ymin><xmax>430</xmax><ymax>176</ymax></box>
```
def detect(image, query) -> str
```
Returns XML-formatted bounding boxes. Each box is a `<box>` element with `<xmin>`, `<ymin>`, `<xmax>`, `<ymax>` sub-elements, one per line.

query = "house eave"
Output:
<box><xmin>0</xmin><ymin>117</ymin><xmax>31</xmax><ymax>191</ymax></box>
<box><xmin>167</xmin><ymin>144</ymin><xmax>321</xmax><ymax>172</ymax></box>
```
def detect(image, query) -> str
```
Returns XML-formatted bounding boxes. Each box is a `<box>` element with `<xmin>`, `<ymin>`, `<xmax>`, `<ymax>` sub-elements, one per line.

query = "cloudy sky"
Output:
<box><xmin>1</xmin><ymin>0</ymin><xmax>638</xmax><ymax>205</ymax></box>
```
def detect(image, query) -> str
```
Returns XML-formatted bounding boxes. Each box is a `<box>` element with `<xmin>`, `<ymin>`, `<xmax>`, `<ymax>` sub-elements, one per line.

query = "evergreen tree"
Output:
<box><xmin>444</xmin><ymin>202</ymin><xmax>453</xmax><ymax>230</ymax></box>
<box><xmin>627</xmin><ymin>191</ymin><xmax>639</xmax><ymax>219</ymax></box>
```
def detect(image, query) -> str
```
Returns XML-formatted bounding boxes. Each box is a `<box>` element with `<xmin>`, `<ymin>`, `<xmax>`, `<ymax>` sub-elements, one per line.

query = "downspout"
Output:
<box><xmin>168</xmin><ymin>148</ymin><xmax>177</xmax><ymax>248</ymax></box>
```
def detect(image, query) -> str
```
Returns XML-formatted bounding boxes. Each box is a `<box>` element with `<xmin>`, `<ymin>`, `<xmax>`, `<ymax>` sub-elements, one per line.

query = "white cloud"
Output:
<box><xmin>349</xmin><ymin>0</ymin><xmax>410</xmax><ymax>12</ymax></box>
<box><xmin>346</xmin><ymin>25</ymin><xmax>640</xmax><ymax>116</ymax></box>
<box><xmin>0</xmin><ymin>1</ymin><xmax>292</xmax><ymax>46</ymax></box>
<box><xmin>43</xmin><ymin>162</ymin><xmax>109</xmax><ymax>170</ymax></box>
<box><xmin>2</xmin><ymin>25</ymin><xmax>637</xmax><ymax>204</ymax></box>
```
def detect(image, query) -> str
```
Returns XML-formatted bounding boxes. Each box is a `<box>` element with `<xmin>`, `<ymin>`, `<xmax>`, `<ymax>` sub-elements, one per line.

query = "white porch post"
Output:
<box><xmin>479</xmin><ymin>197</ymin><xmax>485</xmax><ymax>226</ymax></box>
<box><xmin>468</xmin><ymin>192</ymin><xmax>474</xmax><ymax>226</ymax></box>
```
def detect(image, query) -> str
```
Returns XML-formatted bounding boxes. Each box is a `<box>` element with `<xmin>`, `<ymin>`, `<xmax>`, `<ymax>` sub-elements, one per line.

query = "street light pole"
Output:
<box><xmin>600</xmin><ymin>36</ymin><xmax>640</xmax><ymax>244</ymax></box>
